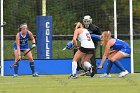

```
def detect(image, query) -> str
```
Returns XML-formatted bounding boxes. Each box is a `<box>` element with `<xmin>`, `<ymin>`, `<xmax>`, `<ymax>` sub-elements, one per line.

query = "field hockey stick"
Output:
<box><xmin>62</xmin><ymin>46</ymin><xmax>76</xmax><ymax>51</ymax></box>
<box><xmin>96</xmin><ymin>62</ymin><xmax>104</xmax><ymax>70</ymax></box>
<box><xmin>10</xmin><ymin>46</ymin><xmax>35</xmax><ymax>68</ymax></box>
<box><xmin>0</xmin><ymin>21</ymin><xmax>6</xmax><ymax>27</ymax></box>
<box><xmin>62</xmin><ymin>47</ymin><xmax>67</xmax><ymax>51</ymax></box>
<box><xmin>78</xmin><ymin>71</ymin><xmax>89</xmax><ymax>76</ymax></box>
<box><xmin>96</xmin><ymin>66</ymin><xmax>103</xmax><ymax>70</ymax></box>
<box><xmin>78</xmin><ymin>66</ymin><xmax>103</xmax><ymax>76</ymax></box>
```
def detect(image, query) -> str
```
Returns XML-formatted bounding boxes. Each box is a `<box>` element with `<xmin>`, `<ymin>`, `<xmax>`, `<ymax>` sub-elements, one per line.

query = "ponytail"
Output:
<box><xmin>101</xmin><ymin>31</ymin><xmax>111</xmax><ymax>46</ymax></box>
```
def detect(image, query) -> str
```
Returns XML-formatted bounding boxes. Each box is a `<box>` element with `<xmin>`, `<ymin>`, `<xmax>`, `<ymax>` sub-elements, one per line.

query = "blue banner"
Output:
<box><xmin>36</xmin><ymin>16</ymin><xmax>52</xmax><ymax>59</ymax></box>
<box><xmin>4</xmin><ymin>58</ymin><xmax>131</xmax><ymax>75</ymax></box>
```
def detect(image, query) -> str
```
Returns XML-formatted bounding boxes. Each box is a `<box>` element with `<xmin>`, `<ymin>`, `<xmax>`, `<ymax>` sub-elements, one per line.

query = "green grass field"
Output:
<box><xmin>0</xmin><ymin>74</ymin><xmax>140</xmax><ymax>93</ymax></box>
<box><xmin>1</xmin><ymin>39</ymin><xmax>140</xmax><ymax>92</ymax></box>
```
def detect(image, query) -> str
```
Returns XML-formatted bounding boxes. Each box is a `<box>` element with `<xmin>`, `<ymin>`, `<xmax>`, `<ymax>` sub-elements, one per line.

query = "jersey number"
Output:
<box><xmin>86</xmin><ymin>33</ymin><xmax>91</xmax><ymax>41</ymax></box>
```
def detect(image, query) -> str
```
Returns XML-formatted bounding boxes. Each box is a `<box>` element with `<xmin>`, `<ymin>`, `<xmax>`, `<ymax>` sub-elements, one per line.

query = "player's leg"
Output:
<box><xmin>82</xmin><ymin>54</ymin><xmax>96</xmax><ymax>77</ymax></box>
<box><xmin>89</xmin><ymin>42</ymin><xmax>98</xmax><ymax>74</ymax></box>
<box><xmin>82</xmin><ymin>54</ymin><xmax>93</xmax><ymax>70</ymax></box>
<box><xmin>74</xmin><ymin>49</ymin><xmax>83</xmax><ymax>72</ymax></box>
<box><xmin>110</xmin><ymin>51</ymin><xmax>126</xmax><ymax>71</ymax></box>
<box><xmin>13</xmin><ymin>50</ymin><xmax>19</xmax><ymax>77</ymax></box>
<box><xmin>24</xmin><ymin>50</ymin><xmax>38</xmax><ymax>77</ymax></box>
<box><xmin>69</xmin><ymin>50</ymin><xmax>85</xmax><ymax>79</ymax></box>
<box><xmin>89</xmin><ymin>49</ymin><xmax>96</xmax><ymax>72</ymax></box>
<box><xmin>78</xmin><ymin>55</ymin><xmax>91</xmax><ymax>76</ymax></box>
<box><xmin>100</xmin><ymin>51</ymin><xmax>116</xmax><ymax>78</ymax></box>
<box><xmin>110</xmin><ymin>51</ymin><xmax>129</xmax><ymax>77</ymax></box>
<box><xmin>100</xmin><ymin>60</ymin><xmax>112</xmax><ymax>78</ymax></box>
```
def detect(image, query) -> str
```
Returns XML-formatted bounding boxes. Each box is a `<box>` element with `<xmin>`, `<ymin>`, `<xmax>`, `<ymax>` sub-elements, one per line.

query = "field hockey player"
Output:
<box><xmin>13</xmin><ymin>23</ymin><xmax>38</xmax><ymax>77</ymax></box>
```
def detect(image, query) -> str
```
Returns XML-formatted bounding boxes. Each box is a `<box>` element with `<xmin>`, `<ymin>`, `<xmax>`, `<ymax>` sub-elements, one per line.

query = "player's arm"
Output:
<box><xmin>109</xmin><ymin>50</ymin><xmax>118</xmax><ymax>54</ymax></box>
<box><xmin>28</xmin><ymin>31</ymin><xmax>36</xmax><ymax>48</ymax></box>
<box><xmin>90</xmin><ymin>24</ymin><xmax>101</xmax><ymax>35</ymax></box>
<box><xmin>72</xmin><ymin>29</ymin><xmax>79</xmax><ymax>48</ymax></box>
<box><xmin>95</xmin><ymin>26</ymin><xmax>101</xmax><ymax>35</ymax></box>
<box><xmin>15</xmin><ymin>33</ymin><xmax>21</xmax><ymax>56</ymax></box>
<box><xmin>98</xmin><ymin>40</ymin><xmax>114</xmax><ymax>68</ymax></box>
<box><xmin>28</xmin><ymin>31</ymin><xmax>35</xmax><ymax>44</ymax></box>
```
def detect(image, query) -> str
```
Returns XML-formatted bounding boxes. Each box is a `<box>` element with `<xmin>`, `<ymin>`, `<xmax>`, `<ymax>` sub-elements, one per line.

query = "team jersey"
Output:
<box><xmin>110</xmin><ymin>39</ymin><xmax>131</xmax><ymax>54</ymax></box>
<box><xmin>14</xmin><ymin>31</ymin><xmax>30</xmax><ymax>50</ymax></box>
<box><xmin>78</xmin><ymin>29</ymin><xmax>95</xmax><ymax>48</ymax></box>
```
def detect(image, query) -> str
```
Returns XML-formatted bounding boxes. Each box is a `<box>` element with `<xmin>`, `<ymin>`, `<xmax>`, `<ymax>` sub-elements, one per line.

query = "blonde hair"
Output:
<box><xmin>18</xmin><ymin>23</ymin><xmax>28</xmax><ymax>32</ymax></box>
<box><xmin>74</xmin><ymin>22</ymin><xmax>83</xmax><ymax>30</ymax></box>
<box><xmin>101</xmin><ymin>31</ymin><xmax>111</xmax><ymax>46</ymax></box>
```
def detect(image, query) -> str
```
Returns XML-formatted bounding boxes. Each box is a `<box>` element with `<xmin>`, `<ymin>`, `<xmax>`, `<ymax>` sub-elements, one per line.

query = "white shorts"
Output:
<box><xmin>120</xmin><ymin>51</ymin><xmax>130</xmax><ymax>57</ymax></box>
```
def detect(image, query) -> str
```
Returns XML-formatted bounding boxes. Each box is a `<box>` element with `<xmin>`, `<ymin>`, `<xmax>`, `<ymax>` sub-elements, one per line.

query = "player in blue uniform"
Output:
<box><xmin>13</xmin><ymin>23</ymin><xmax>38</xmax><ymax>77</ymax></box>
<box><xmin>98</xmin><ymin>31</ymin><xmax>131</xmax><ymax>78</ymax></box>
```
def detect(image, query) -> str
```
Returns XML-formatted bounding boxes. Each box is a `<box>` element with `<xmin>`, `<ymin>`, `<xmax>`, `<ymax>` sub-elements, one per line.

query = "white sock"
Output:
<box><xmin>83</xmin><ymin>61</ymin><xmax>92</xmax><ymax>71</ymax></box>
<box><xmin>72</xmin><ymin>61</ymin><xmax>77</xmax><ymax>75</ymax></box>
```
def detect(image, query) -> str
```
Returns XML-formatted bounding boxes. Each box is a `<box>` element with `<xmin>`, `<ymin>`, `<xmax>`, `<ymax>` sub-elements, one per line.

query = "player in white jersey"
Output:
<box><xmin>69</xmin><ymin>22</ymin><xmax>96</xmax><ymax>79</ymax></box>
<box><xmin>78</xmin><ymin>29</ymin><xmax>95</xmax><ymax>48</ymax></box>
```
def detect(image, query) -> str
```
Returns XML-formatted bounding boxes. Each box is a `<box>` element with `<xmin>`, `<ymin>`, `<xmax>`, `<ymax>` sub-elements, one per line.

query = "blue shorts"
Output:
<box><xmin>14</xmin><ymin>43</ymin><xmax>30</xmax><ymax>50</ymax></box>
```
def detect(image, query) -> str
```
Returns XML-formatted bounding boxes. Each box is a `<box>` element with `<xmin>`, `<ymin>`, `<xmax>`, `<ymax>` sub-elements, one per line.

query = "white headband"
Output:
<box><xmin>108</xmin><ymin>31</ymin><xmax>110</xmax><ymax>34</ymax></box>
<box><xmin>20</xmin><ymin>24</ymin><xmax>27</xmax><ymax>28</ymax></box>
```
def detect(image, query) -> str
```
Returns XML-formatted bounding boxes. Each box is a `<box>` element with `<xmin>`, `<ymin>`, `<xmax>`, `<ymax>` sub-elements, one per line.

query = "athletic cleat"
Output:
<box><xmin>13</xmin><ymin>74</ymin><xmax>18</xmax><ymax>77</ymax></box>
<box><xmin>79</xmin><ymin>71</ymin><xmax>90</xmax><ymax>76</ymax></box>
<box><xmin>78</xmin><ymin>69</ymin><xmax>85</xmax><ymax>74</ymax></box>
<box><xmin>68</xmin><ymin>74</ymin><xmax>77</xmax><ymax>79</ymax></box>
<box><xmin>79</xmin><ymin>72</ymin><xmax>87</xmax><ymax>76</ymax></box>
<box><xmin>32</xmin><ymin>73</ymin><xmax>39</xmax><ymax>77</ymax></box>
<box><xmin>100</xmin><ymin>73</ymin><xmax>111</xmax><ymax>78</ymax></box>
<box><xmin>86</xmin><ymin>71</ymin><xmax>91</xmax><ymax>76</ymax></box>
<box><xmin>118</xmin><ymin>70</ymin><xmax>129</xmax><ymax>78</ymax></box>
<box><xmin>90</xmin><ymin>66</ymin><xmax>96</xmax><ymax>77</ymax></box>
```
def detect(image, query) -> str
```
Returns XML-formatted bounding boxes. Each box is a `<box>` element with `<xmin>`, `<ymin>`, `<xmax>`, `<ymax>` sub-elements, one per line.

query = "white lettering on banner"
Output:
<box><xmin>46</xmin><ymin>43</ymin><xmax>49</xmax><ymax>49</ymax></box>
<box><xmin>46</xmin><ymin>22</ymin><xmax>50</xmax><ymax>59</ymax></box>
<box><xmin>46</xmin><ymin>22</ymin><xmax>50</xmax><ymax>35</ymax></box>
<box><xmin>46</xmin><ymin>49</ymin><xmax>50</xmax><ymax>59</ymax></box>
<box><xmin>46</xmin><ymin>29</ymin><xmax>50</xmax><ymax>36</ymax></box>
<box><xmin>46</xmin><ymin>36</ymin><xmax>50</xmax><ymax>43</ymax></box>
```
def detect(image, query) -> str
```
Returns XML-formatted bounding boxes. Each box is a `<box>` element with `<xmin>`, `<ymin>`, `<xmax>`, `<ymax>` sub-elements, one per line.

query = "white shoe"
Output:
<box><xmin>32</xmin><ymin>72</ymin><xmax>39</xmax><ymax>77</ymax></box>
<box><xmin>118</xmin><ymin>70</ymin><xmax>129</xmax><ymax>78</ymax></box>
<box><xmin>100</xmin><ymin>73</ymin><xmax>111</xmax><ymax>78</ymax></box>
<box><xmin>68</xmin><ymin>74</ymin><xmax>77</xmax><ymax>79</ymax></box>
<box><xmin>13</xmin><ymin>74</ymin><xmax>18</xmax><ymax>77</ymax></box>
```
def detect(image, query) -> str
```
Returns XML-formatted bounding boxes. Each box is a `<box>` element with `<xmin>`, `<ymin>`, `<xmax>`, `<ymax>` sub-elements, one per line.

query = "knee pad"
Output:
<box><xmin>83</xmin><ymin>61</ymin><xmax>92</xmax><ymax>71</ymax></box>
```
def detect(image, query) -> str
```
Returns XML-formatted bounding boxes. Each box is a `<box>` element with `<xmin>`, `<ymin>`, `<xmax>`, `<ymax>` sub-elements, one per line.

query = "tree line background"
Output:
<box><xmin>2</xmin><ymin>0</ymin><xmax>140</xmax><ymax>36</ymax></box>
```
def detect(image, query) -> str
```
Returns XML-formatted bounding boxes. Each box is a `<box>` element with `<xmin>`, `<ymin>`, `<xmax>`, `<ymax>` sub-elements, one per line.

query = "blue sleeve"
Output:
<box><xmin>90</xmin><ymin>34</ymin><xmax>101</xmax><ymax>41</ymax></box>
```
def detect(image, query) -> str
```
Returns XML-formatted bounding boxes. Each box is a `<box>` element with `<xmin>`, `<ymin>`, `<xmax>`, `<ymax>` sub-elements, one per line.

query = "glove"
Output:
<box><xmin>66</xmin><ymin>41</ymin><xmax>74</xmax><ymax>50</ymax></box>
<box><xmin>32</xmin><ymin>43</ymin><xmax>36</xmax><ymax>48</ymax></box>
